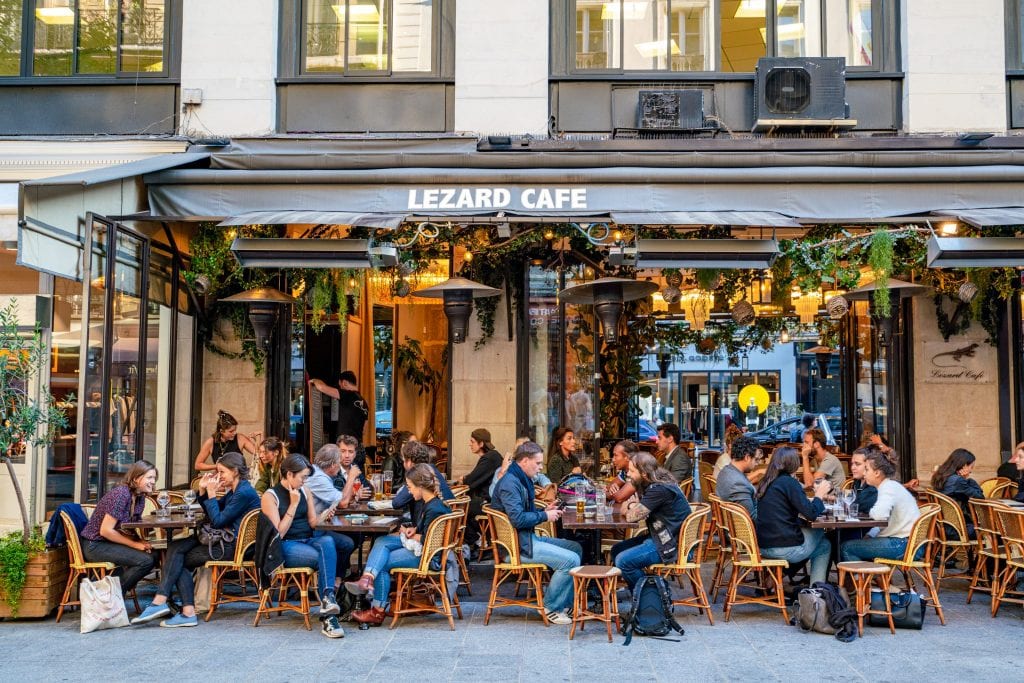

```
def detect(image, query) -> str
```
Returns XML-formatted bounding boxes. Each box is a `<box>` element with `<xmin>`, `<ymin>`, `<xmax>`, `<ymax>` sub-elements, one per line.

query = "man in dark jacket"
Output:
<box><xmin>491</xmin><ymin>441</ymin><xmax>582</xmax><ymax>625</ymax></box>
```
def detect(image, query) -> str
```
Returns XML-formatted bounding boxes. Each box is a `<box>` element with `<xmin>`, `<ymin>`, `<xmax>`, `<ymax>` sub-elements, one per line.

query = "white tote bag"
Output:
<box><xmin>194</xmin><ymin>566</ymin><xmax>213</xmax><ymax>613</ymax></box>
<box><xmin>79</xmin><ymin>575</ymin><xmax>130</xmax><ymax>634</ymax></box>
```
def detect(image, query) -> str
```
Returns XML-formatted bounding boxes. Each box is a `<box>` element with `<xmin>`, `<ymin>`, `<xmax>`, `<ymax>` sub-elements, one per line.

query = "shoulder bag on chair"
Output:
<box><xmin>868</xmin><ymin>589</ymin><xmax>925</xmax><ymax>629</ymax></box>
<box><xmin>80</xmin><ymin>575</ymin><xmax>130</xmax><ymax>633</ymax></box>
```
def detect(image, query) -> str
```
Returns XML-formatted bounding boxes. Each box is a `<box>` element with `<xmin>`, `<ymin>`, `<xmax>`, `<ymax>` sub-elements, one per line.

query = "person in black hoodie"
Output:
<box><xmin>754</xmin><ymin>447</ymin><xmax>832</xmax><ymax>585</ymax></box>
<box><xmin>613</xmin><ymin>452</ymin><xmax>692</xmax><ymax>591</ymax></box>
<box><xmin>456</xmin><ymin>428</ymin><xmax>503</xmax><ymax>548</ymax></box>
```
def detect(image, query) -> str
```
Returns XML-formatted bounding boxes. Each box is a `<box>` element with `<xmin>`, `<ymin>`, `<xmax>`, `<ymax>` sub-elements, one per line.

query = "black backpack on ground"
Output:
<box><xmin>619</xmin><ymin>575</ymin><xmax>685</xmax><ymax>646</ymax></box>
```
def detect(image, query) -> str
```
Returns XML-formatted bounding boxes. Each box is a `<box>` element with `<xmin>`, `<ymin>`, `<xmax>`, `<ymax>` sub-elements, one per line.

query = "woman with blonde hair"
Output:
<box><xmin>345</xmin><ymin>464</ymin><xmax>452</xmax><ymax>625</ymax></box>
<box><xmin>254</xmin><ymin>436</ymin><xmax>287</xmax><ymax>494</ymax></box>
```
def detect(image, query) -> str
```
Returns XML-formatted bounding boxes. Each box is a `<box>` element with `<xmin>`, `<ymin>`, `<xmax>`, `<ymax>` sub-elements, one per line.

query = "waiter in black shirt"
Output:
<box><xmin>309</xmin><ymin>370</ymin><xmax>369</xmax><ymax>467</ymax></box>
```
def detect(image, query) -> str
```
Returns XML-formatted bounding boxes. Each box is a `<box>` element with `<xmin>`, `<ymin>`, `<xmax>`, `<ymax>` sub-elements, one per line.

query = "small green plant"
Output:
<box><xmin>867</xmin><ymin>230</ymin><xmax>895</xmax><ymax>317</ymax></box>
<box><xmin>0</xmin><ymin>529</ymin><xmax>45</xmax><ymax>616</ymax></box>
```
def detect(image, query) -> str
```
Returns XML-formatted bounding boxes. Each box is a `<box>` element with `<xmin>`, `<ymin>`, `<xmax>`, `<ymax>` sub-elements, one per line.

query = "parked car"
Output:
<box><xmin>746</xmin><ymin>414</ymin><xmax>836</xmax><ymax>446</ymax></box>
<box><xmin>638</xmin><ymin>419</ymin><xmax>658</xmax><ymax>442</ymax></box>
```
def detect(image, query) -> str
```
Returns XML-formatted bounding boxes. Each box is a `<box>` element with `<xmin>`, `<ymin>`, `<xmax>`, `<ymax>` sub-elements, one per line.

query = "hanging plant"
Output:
<box><xmin>867</xmin><ymin>230</ymin><xmax>895</xmax><ymax>317</ymax></box>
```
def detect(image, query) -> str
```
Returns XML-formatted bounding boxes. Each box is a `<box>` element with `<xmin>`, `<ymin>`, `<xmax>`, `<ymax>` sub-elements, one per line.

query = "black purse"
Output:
<box><xmin>198</xmin><ymin>523</ymin><xmax>236</xmax><ymax>561</ymax></box>
<box><xmin>868</xmin><ymin>589</ymin><xmax>925</xmax><ymax>629</ymax></box>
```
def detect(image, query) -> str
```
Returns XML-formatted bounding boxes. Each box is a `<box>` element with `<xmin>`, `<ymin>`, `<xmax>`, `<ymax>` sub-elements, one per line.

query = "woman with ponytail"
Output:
<box><xmin>194</xmin><ymin>410</ymin><xmax>258</xmax><ymax>472</ymax></box>
<box><xmin>840</xmin><ymin>449</ymin><xmax>921</xmax><ymax>563</ymax></box>
<box><xmin>344</xmin><ymin>463</ymin><xmax>452</xmax><ymax>625</ymax></box>
<box><xmin>132</xmin><ymin>452</ymin><xmax>260</xmax><ymax>627</ymax></box>
<box><xmin>255</xmin><ymin>436</ymin><xmax>287</xmax><ymax>494</ymax></box>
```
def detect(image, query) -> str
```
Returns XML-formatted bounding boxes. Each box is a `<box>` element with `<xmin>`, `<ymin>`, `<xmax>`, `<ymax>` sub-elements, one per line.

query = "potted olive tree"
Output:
<box><xmin>0</xmin><ymin>300</ymin><xmax>69</xmax><ymax>617</ymax></box>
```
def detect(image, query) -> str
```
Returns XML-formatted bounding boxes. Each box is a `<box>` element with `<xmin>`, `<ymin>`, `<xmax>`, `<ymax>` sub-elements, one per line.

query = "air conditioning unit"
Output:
<box><xmin>753</xmin><ymin>57</ymin><xmax>852</xmax><ymax>130</ymax></box>
<box><xmin>637</xmin><ymin>89</ymin><xmax>709</xmax><ymax>130</ymax></box>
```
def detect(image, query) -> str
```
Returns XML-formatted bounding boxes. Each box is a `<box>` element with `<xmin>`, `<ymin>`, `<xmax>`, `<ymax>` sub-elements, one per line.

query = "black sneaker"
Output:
<box><xmin>321</xmin><ymin>615</ymin><xmax>345</xmax><ymax>639</ymax></box>
<box><xmin>321</xmin><ymin>590</ymin><xmax>341</xmax><ymax>616</ymax></box>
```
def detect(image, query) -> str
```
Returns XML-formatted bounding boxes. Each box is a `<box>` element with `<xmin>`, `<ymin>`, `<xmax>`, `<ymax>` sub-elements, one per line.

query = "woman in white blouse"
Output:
<box><xmin>840</xmin><ymin>449</ymin><xmax>921</xmax><ymax>562</ymax></box>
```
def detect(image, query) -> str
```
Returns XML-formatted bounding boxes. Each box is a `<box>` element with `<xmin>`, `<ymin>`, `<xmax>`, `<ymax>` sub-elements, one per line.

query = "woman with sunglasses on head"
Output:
<box><xmin>254</xmin><ymin>436</ymin><xmax>287</xmax><ymax>494</ymax></box>
<box><xmin>194</xmin><ymin>410</ymin><xmax>257</xmax><ymax>473</ymax></box>
<box><xmin>132</xmin><ymin>452</ymin><xmax>260</xmax><ymax>627</ymax></box>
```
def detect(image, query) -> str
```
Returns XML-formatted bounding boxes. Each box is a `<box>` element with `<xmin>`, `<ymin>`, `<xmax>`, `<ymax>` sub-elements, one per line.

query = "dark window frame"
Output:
<box><xmin>1007</xmin><ymin>0</ymin><xmax>1024</xmax><ymax>74</ymax></box>
<box><xmin>551</xmin><ymin>0</ymin><xmax>900</xmax><ymax>80</ymax></box>
<box><xmin>278</xmin><ymin>0</ymin><xmax>455</xmax><ymax>83</ymax></box>
<box><xmin>0</xmin><ymin>0</ymin><xmax>181</xmax><ymax>85</ymax></box>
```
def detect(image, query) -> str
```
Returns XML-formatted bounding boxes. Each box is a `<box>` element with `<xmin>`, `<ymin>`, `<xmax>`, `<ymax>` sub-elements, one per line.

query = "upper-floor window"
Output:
<box><xmin>302</xmin><ymin>0</ymin><xmax>436</xmax><ymax>75</ymax></box>
<box><xmin>0</xmin><ymin>0</ymin><xmax>169</xmax><ymax>78</ymax></box>
<box><xmin>572</xmin><ymin>0</ymin><xmax>876</xmax><ymax>74</ymax></box>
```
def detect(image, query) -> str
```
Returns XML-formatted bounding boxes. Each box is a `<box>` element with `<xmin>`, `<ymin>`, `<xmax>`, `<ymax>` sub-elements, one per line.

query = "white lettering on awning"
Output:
<box><xmin>407</xmin><ymin>187</ymin><xmax>587</xmax><ymax>211</ymax></box>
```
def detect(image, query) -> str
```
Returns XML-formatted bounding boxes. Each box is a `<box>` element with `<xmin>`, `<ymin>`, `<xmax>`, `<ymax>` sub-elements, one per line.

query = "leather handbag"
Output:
<box><xmin>198</xmin><ymin>523</ymin><xmax>236</xmax><ymax>561</ymax></box>
<box><xmin>868</xmin><ymin>589</ymin><xmax>925</xmax><ymax>629</ymax></box>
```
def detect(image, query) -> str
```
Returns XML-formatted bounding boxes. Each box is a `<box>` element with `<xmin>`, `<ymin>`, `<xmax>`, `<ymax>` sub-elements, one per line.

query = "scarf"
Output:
<box><xmin>508</xmin><ymin>461</ymin><xmax>535</xmax><ymax>509</ymax></box>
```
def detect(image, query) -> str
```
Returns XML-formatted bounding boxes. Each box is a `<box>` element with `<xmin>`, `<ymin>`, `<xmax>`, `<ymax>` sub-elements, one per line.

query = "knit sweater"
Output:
<box><xmin>871</xmin><ymin>478</ymin><xmax>921</xmax><ymax>538</ymax></box>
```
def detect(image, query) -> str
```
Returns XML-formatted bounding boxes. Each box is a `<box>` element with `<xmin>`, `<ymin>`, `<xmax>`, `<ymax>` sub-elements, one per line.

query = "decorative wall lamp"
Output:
<box><xmin>221</xmin><ymin>287</ymin><xmax>297</xmax><ymax>349</ymax></box>
<box><xmin>411</xmin><ymin>277</ymin><xmax>501</xmax><ymax>344</ymax></box>
<box><xmin>559</xmin><ymin>277</ymin><xmax>659</xmax><ymax>344</ymax></box>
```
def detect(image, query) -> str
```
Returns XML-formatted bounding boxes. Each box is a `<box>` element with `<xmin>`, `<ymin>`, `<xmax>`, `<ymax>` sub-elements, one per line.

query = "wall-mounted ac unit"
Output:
<box><xmin>753</xmin><ymin>57</ymin><xmax>853</xmax><ymax>131</ymax></box>
<box><xmin>636</xmin><ymin>89</ymin><xmax>710</xmax><ymax>131</ymax></box>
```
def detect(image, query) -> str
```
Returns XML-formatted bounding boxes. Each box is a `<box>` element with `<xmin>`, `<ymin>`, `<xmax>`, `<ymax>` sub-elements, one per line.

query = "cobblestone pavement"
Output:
<box><xmin>1</xmin><ymin>564</ymin><xmax>1021</xmax><ymax>682</ymax></box>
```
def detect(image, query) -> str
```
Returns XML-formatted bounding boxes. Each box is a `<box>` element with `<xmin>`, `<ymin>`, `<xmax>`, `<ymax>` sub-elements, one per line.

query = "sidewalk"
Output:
<box><xmin>0</xmin><ymin>568</ymin><xmax>1020</xmax><ymax>682</ymax></box>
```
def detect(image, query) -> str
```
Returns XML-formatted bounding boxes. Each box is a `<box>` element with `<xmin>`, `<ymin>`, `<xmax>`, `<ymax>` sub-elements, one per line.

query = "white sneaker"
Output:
<box><xmin>545</xmin><ymin>609</ymin><xmax>573</xmax><ymax>625</ymax></box>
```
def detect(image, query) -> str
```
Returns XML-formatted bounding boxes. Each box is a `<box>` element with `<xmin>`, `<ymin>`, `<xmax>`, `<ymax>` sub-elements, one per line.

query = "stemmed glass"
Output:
<box><xmin>842</xmin><ymin>489</ymin><xmax>857</xmax><ymax>519</ymax></box>
<box><xmin>156</xmin><ymin>490</ymin><xmax>170</xmax><ymax>518</ymax></box>
<box><xmin>183</xmin><ymin>489</ymin><xmax>197</xmax><ymax>520</ymax></box>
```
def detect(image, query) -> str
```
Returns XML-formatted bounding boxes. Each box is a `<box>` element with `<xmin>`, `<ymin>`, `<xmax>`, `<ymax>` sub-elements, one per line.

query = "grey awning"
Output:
<box><xmin>610</xmin><ymin>211</ymin><xmax>801</xmax><ymax>227</ymax></box>
<box><xmin>219</xmin><ymin>211</ymin><xmax>409</xmax><ymax>229</ymax></box>
<box><xmin>933</xmin><ymin>207</ymin><xmax>1024</xmax><ymax>227</ymax></box>
<box><xmin>23</xmin><ymin>152</ymin><xmax>209</xmax><ymax>187</ymax></box>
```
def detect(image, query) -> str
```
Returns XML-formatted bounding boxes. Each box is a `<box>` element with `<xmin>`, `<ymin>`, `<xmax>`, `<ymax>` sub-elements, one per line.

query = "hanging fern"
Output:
<box><xmin>867</xmin><ymin>230</ymin><xmax>895</xmax><ymax>317</ymax></box>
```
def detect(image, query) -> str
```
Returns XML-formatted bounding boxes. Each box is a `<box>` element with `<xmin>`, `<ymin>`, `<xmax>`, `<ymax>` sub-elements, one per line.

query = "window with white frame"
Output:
<box><xmin>570</xmin><ymin>0</ymin><xmax>876</xmax><ymax>73</ymax></box>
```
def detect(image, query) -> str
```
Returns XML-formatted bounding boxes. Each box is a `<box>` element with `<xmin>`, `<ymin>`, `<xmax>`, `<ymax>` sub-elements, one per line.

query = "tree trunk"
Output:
<box><xmin>2</xmin><ymin>452</ymin><xmax>31</xmax><ymax>540</ymax></box>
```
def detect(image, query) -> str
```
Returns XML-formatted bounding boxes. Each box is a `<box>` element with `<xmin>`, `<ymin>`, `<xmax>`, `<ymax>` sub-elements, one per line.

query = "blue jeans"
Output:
<box><xmin>526</xmin><ymin>536</ymin><xmax>582</xmax><ymax>612</ymax></box>
<box><xmin>281</xmin><ymin>534</ymin><xmax>337</xmax><ymax>596</ymax></box>
<box><xmin>841</xmin><ymin>535</ymin><xmax>909</xmax><ymax>563</ymax></box>
<box><xmin>363</xmin><ymin>534</ymin><xmax>419</xmax><ymax>607</ymax></box>
<box><xmin>83</xmin><ymin>539</ymin><xmax>155</xmax><ymax>593</ymax></box>
<box><xmin>156</xmin><ymin>537</ymin><xmax>223</xmax><ymax>607</ymax></box>
<box><xmin>323</xmin><ymin>531</ymin><xmax>355</xmax><ymax>578</ymax></box>
<box><xmin>614</xmin><ymin>537</ymin><xmax>662</xmax><ymax>591</ymax></box>
<box><xmin>761</xmin><ymin>528</ymin><xmax>831</xmax><ymax>585</ymax></box>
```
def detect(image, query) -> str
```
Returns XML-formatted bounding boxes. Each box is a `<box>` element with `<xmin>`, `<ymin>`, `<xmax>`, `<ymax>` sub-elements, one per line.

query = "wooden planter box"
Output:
<box><xmin>0</xmin><ymin>547</ymin><xmax>69</xmax><ymax>619</ymax></box>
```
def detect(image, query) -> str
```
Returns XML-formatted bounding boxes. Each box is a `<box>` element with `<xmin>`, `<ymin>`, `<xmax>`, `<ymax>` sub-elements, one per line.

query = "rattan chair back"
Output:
<box><xmin>417</xmin><ymin>512</ymin><xmax>462</xmax><ymax>573</ymax></box>
<box><xmin>484</xmin><ymin>505</ymin><xmax>524</xmax><ymax>565</ymax></box>
<box><xmin>924</xmin><ymin>488</ymin><xmax>970</xmax><ymax>542</ymax></box>
<box><xmin>60</xmin><ymin>511</ymin><xmax>88</xmax><ymax>569</ymax></box>
<box><xmin>900</xmin><ymin>503</ymin><xmax>940</xmax><ymax>565</ymax></box>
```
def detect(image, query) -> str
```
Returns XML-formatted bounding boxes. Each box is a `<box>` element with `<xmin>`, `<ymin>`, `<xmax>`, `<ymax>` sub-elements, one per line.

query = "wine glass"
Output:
<box><xmin>183</xmin><ymin>489</ymin><xmax>197</xmax><ymax>520</ymax></box>
<box><xmin>352</xmin><ymin>479</ymin><xmax>362</xmax><ymax>501</ymax></box>
<box><xmin>156</xmin><ymin>490</ymin><xmax>170</xmax><ymax>518</ymax></box>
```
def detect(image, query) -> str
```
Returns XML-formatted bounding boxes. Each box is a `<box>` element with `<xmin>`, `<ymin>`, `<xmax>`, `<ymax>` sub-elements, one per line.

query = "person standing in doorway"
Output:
<box><xmin>309</xmin><ymin>371</ymin><xmax>369</xmax><ymax>467</ymax></box>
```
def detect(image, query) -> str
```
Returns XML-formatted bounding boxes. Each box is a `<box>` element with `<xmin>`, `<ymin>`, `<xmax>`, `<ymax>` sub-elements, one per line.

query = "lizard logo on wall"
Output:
<box><xmin>925</xmin><ymin>342</ymin><xmax>988</xmax><ymax>383</ymax></box>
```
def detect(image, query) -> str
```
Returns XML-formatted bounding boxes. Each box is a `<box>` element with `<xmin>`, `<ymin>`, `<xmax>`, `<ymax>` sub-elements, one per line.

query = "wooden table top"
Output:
<box><xmin>344</xmin><ymin>499</ymin><xmax>401</xmax><ymax>515</ymax></box>
<box><xmin>810</xmin><ymin>515</ymin><xmax>888</xmax><ymax>530</ymax></box>
<box><xmin>122</xmin><ymin>513</ymin><xmax>203</xmax><ymax>530</ymax></box>
<box><xmin>319</xmin><ymin>514</ymin><xmax>402</xmax><ymax>534</ymax></box>
<box><xmin>561</xmin><ymin>508</ymin><xmax>638</xmax><ymax>531</ymax></box>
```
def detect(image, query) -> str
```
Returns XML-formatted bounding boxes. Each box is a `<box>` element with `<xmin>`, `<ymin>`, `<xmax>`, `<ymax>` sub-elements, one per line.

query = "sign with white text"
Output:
<box><xmin>407</xmin><ymin>187</ymin><xmax>588</xmax><ymax>211</ymax></box>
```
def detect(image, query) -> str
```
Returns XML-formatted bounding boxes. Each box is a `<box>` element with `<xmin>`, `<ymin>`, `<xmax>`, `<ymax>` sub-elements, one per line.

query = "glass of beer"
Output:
<box><xmin>383</xmin><ymin>470</ymin><xmax>393</xmax><ymax>497</ymax></box>
<box><xmin>372</xmin><ymin>474</ymin><xmax>383</xmax><ymax>501</ymax></box>
<box><xmin>575</xmin><ymin>483</ymin><xmax>585</xmax><ymax>516</ymax></box>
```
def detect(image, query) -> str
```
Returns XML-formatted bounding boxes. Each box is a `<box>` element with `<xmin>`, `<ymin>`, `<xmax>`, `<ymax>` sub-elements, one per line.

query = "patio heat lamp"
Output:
<box><xmin>845</xmin><ymin>278</ymin><xmax>929</xmax><ymax>347</ymax></box>
<box><xmin>221</xmin><ymin>287</ymin><xmax>297</xmax><ymax>349</ymax></box>
<box><xmin>803</xmin><ymin>345</ymin><xmax>835</xmax><ymax>379</ymax></box>
<box><xmin>559</xmin><ymin>277</ymin><xmax>659</xmax><ymax>344</ymax></box>
<box><xmin>411</xmin><ymin>277</ymin><xmax>501</xmax><ymax>344</ymax></box>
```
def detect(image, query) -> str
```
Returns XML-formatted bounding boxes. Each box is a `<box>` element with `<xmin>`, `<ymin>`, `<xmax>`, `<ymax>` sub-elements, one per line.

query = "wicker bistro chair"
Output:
<box><xmin>482</xmin><ymin>505</ymin><xmax>550</xmax><ymax>626</ymax></box>
<box><xmin>449</xmin><ymin>484</ymin><xmax>470</xmax><ymax>499</ymax></box>
<box><xmin>446</xmin><ymin>497</ymin><xmax>473</xmax><ymax>595</ymax></box>
<box><xmin>204</xmin><ymin>509</ymin><xmax>260</xmax><ymax>621</ymax></box>
<box><xmin>840</xmin><ymin>478</ymin><xmax>855</xmax><ymax>492</ymax></box>
<box><xmin>967</xmin><ymin>498</ymin><xmax>1009</xmax><ymax>603</ymax></box>
<box><xmin>922</xmin><ymin>488</ymin><xmax>975</xmax><ymax>583</ymax></box>
<box><xmin>980</xmin><ymin>477</ymin><xmax>1014</xmax><ymax>499</ymax></box>
<box><xmin>699</xmin><ymin>473</ymin><xmax>720</xmax><ymax>551</ymax></box>
<box><xmin>253</xmin><ymin>564</ymin><xmax>318</xmax><ymax>631</ymax></box>
<box><xmin>706</xmin><ymin>495</ymin><xmax>735</xmax><ymax>603</ymax></box>
<box><xmin>874</xmin><ymin>503</ymin><xmax>945</xmax><ymax>625</ymax></box>
<box><xmin>679</xmin><ymin>477</ymin><xmax>694</xmax><ymax>500</ymax></box>
<box><xmin>648</xmin><ymin>503</ymin><xmax>714</xmax><ymax>625</ymax></box>
<box><xmin>389</xmin><ymin>511</ymin><xmax>464</xmax><ymax>630</ymax></box>
<box><xmin>991</xmin><ymin>505</ymin><xmax>1024</xmax><ymax>617</ymax></box>
<box><xmin>718</xmin><ymin>500</ymin><xmax>790</xmax><ymax>623</ymax></box>
<box><xmin>698</xmin><ymin>461</ymin><xmax>714</xmax><ymax>481</ymax></box>
<box><xmin>56</xmin><ymin>511</ymin><xmax>141</xmax><ymax>621</ymax></box>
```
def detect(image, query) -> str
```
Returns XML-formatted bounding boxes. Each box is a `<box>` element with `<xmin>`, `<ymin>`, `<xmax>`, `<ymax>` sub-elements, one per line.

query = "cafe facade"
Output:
<box><xmin>4</xmin><ymin>133</ymin><xmax>1024</xmax><ymax>532</ymax></box>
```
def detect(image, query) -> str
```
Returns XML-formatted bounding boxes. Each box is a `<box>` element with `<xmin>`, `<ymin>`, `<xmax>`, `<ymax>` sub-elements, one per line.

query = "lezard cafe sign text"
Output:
<box><xmin>407</xmin><ymin>187</ymin><xmax>589</xmax><ymax>211</ymax></box>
